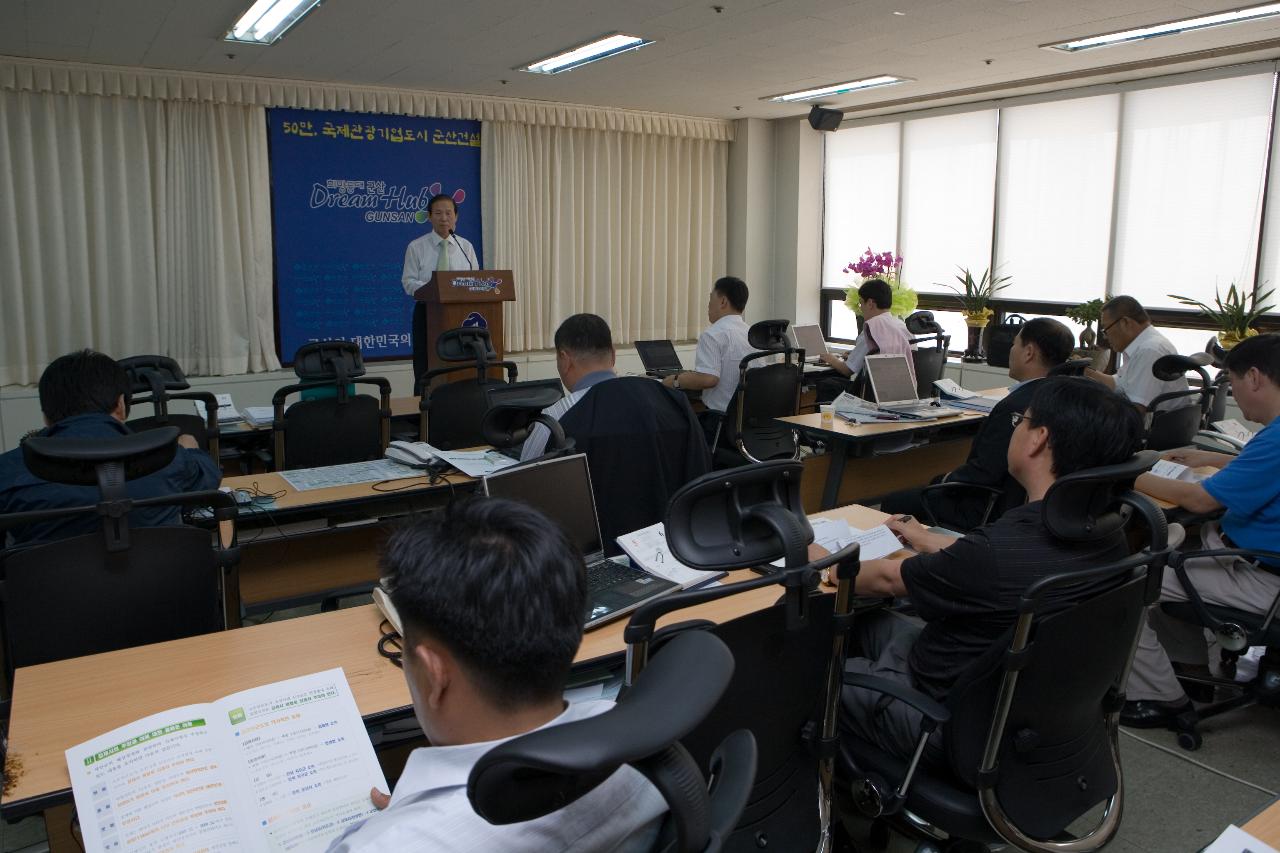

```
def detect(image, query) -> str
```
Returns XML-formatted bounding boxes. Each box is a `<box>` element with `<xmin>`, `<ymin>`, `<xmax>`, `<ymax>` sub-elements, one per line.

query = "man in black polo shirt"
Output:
<box><xmin>837</xmin><ymin>377</ymin><xmax>1143</xmax><ymax>762</ymax></box>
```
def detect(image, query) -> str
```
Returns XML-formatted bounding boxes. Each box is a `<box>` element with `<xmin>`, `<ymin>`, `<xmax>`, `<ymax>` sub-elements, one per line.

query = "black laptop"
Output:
<box><xmin>482</xmin><ymin>453</ymin><xmax>680</xmax><ymax>629</ymax></box>
<box><xmin>635</xmin><ymin>340</ymin><xmax>684</xmax><ymax>377</ymax></box>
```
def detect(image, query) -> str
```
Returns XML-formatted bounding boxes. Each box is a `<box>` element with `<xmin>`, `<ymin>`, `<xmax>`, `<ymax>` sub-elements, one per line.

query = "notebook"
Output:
<box><xmin>865</xmin><ymin>354</ymin><xmax>964</xmax><ymax>420</ymax></box>
<box><xmin>483</xmin><ymin>454</ymin><xmax>680</xmax><ymax>629</ymax></box>
<box><xmin>635</xmin><ymin>340</ymin><xmax>684</xmax><ymax>377</ymax></box>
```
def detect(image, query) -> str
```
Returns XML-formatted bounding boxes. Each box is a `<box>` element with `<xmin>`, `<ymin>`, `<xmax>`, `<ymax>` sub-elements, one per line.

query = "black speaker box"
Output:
<box><xmin>807</xmin><ymin>105</ymin><xmax>843</xmax><ymax>131</ymax></box>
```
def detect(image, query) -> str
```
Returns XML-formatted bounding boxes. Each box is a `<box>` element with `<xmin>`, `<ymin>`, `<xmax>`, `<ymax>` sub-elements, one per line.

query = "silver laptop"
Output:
<box><xmin>791</xmin><ymin>325</ymin><xmax>829</xmax><ymax>363</ymax></box>
<box><xmin>482</xmin><ymin>453</ymin><xmax>679</xmax><ymax>629</ymax></box>
<box><xmin>865</xmin><ymin>354</ymin><xmax>964</xmax><ymax>419</ymax></box>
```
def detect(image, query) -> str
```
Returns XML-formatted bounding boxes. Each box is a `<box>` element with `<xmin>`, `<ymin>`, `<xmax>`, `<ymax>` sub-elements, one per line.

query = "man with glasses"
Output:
<box><xmin>1084</xmin><ymin>295</ymin><xmax>1190</xmax><ymax>414</ymax></box>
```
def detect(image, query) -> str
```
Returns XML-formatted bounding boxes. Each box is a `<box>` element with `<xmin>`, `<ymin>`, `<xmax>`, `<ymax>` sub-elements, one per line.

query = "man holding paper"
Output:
<box><xmin>1123</xmin><ymin>333</ymin><xmax>1280</xmax><ymax>729</ymax></box>
<box><xmin>831</xmin><ymin>378</ymin><xmax>1142</xmax><ymax>762</ymax></box>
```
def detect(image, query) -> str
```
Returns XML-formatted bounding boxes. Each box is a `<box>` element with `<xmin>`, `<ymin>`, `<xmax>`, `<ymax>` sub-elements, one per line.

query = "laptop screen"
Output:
<box><xmin>482</xmin><ymin>454</ymin><xmax>603</xmax><ymax>557</ymax></box>
<box><xmin>866</xmin><ymin>354</ymin><xmax>918</xmax><ymax>403</ymax></box>
<box><xmin>791</xmin><ymin>325</ymin><xmax>828</xmax><ymax>358</ymax></box>
<box><xmin>635</xmin><ymin>340</ymin><xmax>683</xmax><ymax>372</ymax></box>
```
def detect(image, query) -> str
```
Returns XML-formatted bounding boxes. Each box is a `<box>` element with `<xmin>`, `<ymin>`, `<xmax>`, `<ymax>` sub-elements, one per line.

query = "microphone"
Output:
<box><xmin>448</xmin><ymin>228</ymin><xmax>473</xmax><ymax>270</ymax></box>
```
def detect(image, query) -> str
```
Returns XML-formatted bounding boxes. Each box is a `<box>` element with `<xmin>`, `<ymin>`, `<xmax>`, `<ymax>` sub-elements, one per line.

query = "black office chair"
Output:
<box><xmin>623</xmin><ymin>460</ymin><xmax>864</xmax><ymax>852</ymax></box>
<box><xmin>118</xmin><ymin>355</ymin><xmax>221</xmax><ymax>461</ymax></box>
<box><xmin>1047</xmin><ymin>357</ymin><xmax>1093</xmax><ymax>378</ymax></box>
<box><xmin>418</xmin><ymin>328</ymin><xmax>519</xmax><ymax>450</ymax></box>
<box><xmin>0</xmin><ymin>428</ymin><xmax>237</xmax><ymax>678</ymax></box>
<box><xmin>268</xmin><ymin>341</ymin><xmax>392</xmax><ymax>470</ymax></box>
<box><xmin>1157</xmin><ymin>545</ymin><xmax>1280</xmax><ymax>751</ymax></box>
<box><xmin>905</xmin><ymin>312</ymin><xmax>950</xmax><ymax>400</ymax></box>
<box><xmin>469</xmin><ymin>631</ymin><xmax>757</xmax><ymax>853</ymax></box>
<box><xmin>833</xmin><ymin>452</ymin><xmax>1170</xmax><ymax>853</ymax></box>
<box><xmin>717</xmin><ymin>320</ymin><xmax>805</xmax><ymax>466</ymax></box>
<box><xmin>480</xmin><ymin>381</ymin><xmax>574</xmax><ymax>460</ymax></box>
<box><xmin>1145</xmin><ymin>352</ymin><xmax>1215</xmax><ymax>451</ymax></box>
<box><xmin>916</xmin><ymin>481</ymin><xmax>1006</xmax><ymax>534</ymax></box>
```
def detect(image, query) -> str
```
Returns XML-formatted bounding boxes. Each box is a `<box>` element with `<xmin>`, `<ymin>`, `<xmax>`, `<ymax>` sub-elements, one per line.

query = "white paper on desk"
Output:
<box><xmin>810</xmin><ymin>517</ymin><xmax>855</xmax><ymax>553</ymax></box>
<box><xmin>1213</xmin><ymin>419</ymin><xmax>1256</xmax><ymax>445</ymax></box>
<box><xmin>281</xmin><ymin>458</ymin><xmax>420</xmax><ymax>491</ymax></box>
<box><xmin>197</xmin><ymin>392</ymin><xmax>244</xmax><ymax>424</ymax></box>
<box><xmin>1202</xmin><ymin>824</ymin><xmax>1280</xmax><ymax>853</ymax></box>
<box><xmin>1150</xmin><ymin>459</ymin><xmax>1206</xmax><ymax>483</ymax></box>
<box><xmin>241</xmin><ymin>405</ymin><xmax>275</xmax><ymax>427</ymax></box>
<box><xmin>848</xmin><ymin>524</ymin><xmax>906</xmax><ymax>561</ymax></box>
<box><xmin>429</xmin><ymin>447</ymin><xmax>518</xmax><ymax>477</ymax></box>
<box><xmin>616</xmin><ymin>522</ymin><xmax>727</xmax><ymax>589</ymax></box>
<box><xmin>66</xmin><ymin>668</ymin><xmax>387</xmax><ymax>853</ymax></box>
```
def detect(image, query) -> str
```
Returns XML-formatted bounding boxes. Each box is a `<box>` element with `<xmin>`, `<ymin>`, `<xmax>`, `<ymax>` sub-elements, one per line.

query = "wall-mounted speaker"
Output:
<box><xmin>807</xmin><ymin>105</ymin><xmax>843</xmax><ymax>132</ymax></box>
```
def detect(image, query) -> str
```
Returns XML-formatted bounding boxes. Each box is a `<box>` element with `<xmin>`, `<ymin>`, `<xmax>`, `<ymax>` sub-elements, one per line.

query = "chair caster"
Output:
<box><xmin>1176</xmin><ymin>729</ymin><xmax>1203</xmax><ymax>750</ymax></box>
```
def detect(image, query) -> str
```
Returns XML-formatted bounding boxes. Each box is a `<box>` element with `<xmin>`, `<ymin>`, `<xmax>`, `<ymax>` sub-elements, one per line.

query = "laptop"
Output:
<box><xmin>482</xmin><ymin>453</ymin><xmax>680</xmax><ymax>629</ymax></box>
<box><xmin>865</xmin><ymin>354</ymin><xmax>964</xmax><ymax>419</ymax></box>
<box><xmin>635</xmin><ymin>340</ymin><xmax>684</xmax><ymax>377</ymax></box>
<box><xmin>791</xmin><ymin>325</ymin><xmax>829</xmax><ymax>364</ymax></box>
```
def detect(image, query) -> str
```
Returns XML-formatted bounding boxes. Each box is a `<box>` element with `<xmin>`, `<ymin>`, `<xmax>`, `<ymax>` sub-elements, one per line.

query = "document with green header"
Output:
<box><xmin>65</xmin><ymin>668</ymin><xmax>386</xmax><ymax>853</ymax></box>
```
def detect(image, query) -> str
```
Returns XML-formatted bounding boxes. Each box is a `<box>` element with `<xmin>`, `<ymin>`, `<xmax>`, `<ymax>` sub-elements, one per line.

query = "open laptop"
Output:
<box><xmin>635</xmin><ymin>340</ymin><xmax>684</xmax><ymax>377</ymax></box>
<box><xmin>791</xmin><ymin>325</ymin><xmax>829</xmax><ymax>364</ymax></box>
<box><xmin>482</xmin><ymin>453</ymin><xmax>680</xmax><ymax>629</ymax></box>
<box><xmin>865</xmin><ymin>354</ymin><xmax>964</xmax><ymax>419</ymax></box>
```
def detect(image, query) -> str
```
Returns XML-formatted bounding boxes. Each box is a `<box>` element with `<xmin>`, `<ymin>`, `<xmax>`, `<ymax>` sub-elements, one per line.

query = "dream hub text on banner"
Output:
<box><xmin>268</xmin><ymin>109</ymin><xmax>483</xmax><ymax>363</ymax></box>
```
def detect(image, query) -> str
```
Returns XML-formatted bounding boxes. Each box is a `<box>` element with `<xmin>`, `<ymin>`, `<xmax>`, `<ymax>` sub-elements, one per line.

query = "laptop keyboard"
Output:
<box><xmin>586</xmin><ymin>557</ymin><xmax>640</xmax><ymax>592</ymax></box>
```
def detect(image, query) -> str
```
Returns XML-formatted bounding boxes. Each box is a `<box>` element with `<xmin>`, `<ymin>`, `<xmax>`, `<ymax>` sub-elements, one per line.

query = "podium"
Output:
<box><xmin>413</xmin><ymin>270</ymin><xmax>516</xmax><ymax>382</ymax></box>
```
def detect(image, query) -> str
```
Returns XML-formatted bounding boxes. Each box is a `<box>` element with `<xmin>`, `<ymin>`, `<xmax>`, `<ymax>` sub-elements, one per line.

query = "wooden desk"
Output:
<box><xmin>1244</xmin><ymin>797</ymin><xmax>1280</xmax><ymax>846</ymax></box>
<box><xmin>221</xmin><ymin>396</ymin><xmax>422</xmax><ymax>435</ymax></box>
<box><xmin>1</xmin><ymin>503</ymin><xmax>891</xmax><ymax>834</ymax></box>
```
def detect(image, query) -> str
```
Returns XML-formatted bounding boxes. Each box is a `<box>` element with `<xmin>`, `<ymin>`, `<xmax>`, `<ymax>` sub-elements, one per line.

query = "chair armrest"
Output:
<box><xmin>842</xmin><ymin>672</ymin><xmax>951</xmax><ymax>729</ymax></box>
<box><xmin>919</xmin><ymin>481</ymin><xmax>1003</xmax><ymax>529</ymax></box>
<box><xmin>1192</xmin><ymin>430</ymin><xmax>1243</xmax><ymax>455</ymax></box>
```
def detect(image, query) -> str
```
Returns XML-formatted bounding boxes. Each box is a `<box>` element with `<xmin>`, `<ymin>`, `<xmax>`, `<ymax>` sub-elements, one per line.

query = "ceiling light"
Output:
<box><xmin>764</xmin><ymin>76</ymin><xmax>912</xmax><ymax>103</ymax></box>
<box><xmin>225</xmin><ymin>0</ymin><xmax>323</xmax><ymax>45</ymax></box>
<box><xmin>518</xmin><ymin>33</ymin><xmax>654</xmax><ymax>74</ymax></box>
<box><xmin>1045</xmin><ymin>2</ymin><xmax>1280</xmax><ymax>52</ymax></box>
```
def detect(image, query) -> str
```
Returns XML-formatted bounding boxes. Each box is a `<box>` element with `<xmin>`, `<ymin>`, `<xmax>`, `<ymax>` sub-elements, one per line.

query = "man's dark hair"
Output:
<box><xmin>1224</xmin><ymin>332</ymin><xmax>1280</xmax><ymax>385</ymax></box>
<box><xmin>712</xmin><ymin>276</ymin><xmax>749</xmax><ymax>312</ymax></box>
<box><xmin>427</xmin><ymin>193</ymin><xmax>457</xmax><ymax>215</ymax></box>
<box><xmin>859</xmin><ymin>278</ymin><xmax>893</xmax><ymax>310</ymax></box>
<box><xmin>1102</xmin><ymin>295</ymin><xmax>1149</xmax><ymax>325</ymax></box>
<box><xmin>1019</xmin><ymin>317</ymin><xmax>1074</xmax><ymax>367</ymax></box>
<box><xmin>38</xmin><ymin>350</ymin><xmax>131</xmax><ymax>424</ymax></box>
<box><xmin>1025</xmin><ymin>377</ymin><xmax>1142</xmax><ymax>476</ymax></box>
<box><xmin>554</xmin><ymin>313</ymin><xmax>613</xmax><ymax>360</ymax></box>
<box><xmin>383</xmin><ymin>498</ymin><xmax>588</xmax><ymax>710</ymax></box>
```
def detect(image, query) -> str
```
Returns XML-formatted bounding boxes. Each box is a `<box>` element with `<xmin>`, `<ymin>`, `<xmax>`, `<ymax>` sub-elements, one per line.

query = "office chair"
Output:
<box><xmin>0</xmin><ymin>427</ymin><xmax>237</xmax><ymax>678</ymax></box>
<box><xmin>480</xmin><ymin>381</ymin><xmax>574</xmax><ymax>459</ymax></box>
<box><xmin>468</xmin><ymin>631</ymin><xmax>757</xmax><ymax>853</ymax></box>
<box><xmin>833</xmin><ymin>452</ymin><xmax>1170</xmax><ymax>853</ymax></box>
<box><xmin>268</xmin><ymin>341</ymin><xmax>392</xmax><ymax>470</ymax></box>
<box><xmin>717</xmin><ymin>320</ymin><xmax>805</xmax><ymax>466</ymax></box>
<box><xmin>418</xmin><ymin>327</ymin><xmax>518</xmax><ymax>450</ymax></box>
<box><xmin>118</xmin><ymin>354</ymin><xmax>221</xmax><ymax>461</ymax></box>
<box><xmin>905</xmin><ymin>312</ymin><xmax>950</xmax><ymax>399</ymax></box>
<box><xmin>1047</xmin><ymin>357</ymin><xmax>1093</xmax><ymax>378</ymax></box>
<box><xmin>1156</xmin><ymin>544</ymin><xmax>1280</xmax><ymax>751</ymax></box>
<box><xmin>622</xmin><ymin>460</ymin><xmax>864</xmax><ymax>852</ymax></box>
<box><xmin>1145</xmin><ymin>352</ymin><xmax>1215</xmax><ymax>451</ymax></box>
<box><xmin>915</xmin><ymin>481</ymin><xmax>1005</xmax><ymax>534</ymax></box>
<box><xmin>559</xmin><ymin>376</ymin><xmax>710</xmax><ymax>556</ymax></box>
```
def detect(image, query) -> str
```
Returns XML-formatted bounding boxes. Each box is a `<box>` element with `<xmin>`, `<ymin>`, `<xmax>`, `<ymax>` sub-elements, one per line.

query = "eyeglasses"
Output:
<box><xmin>1099</xmin><ymin>317</ymin><xmax>1125</xmax><ymax>338</ymax></box>
<box><xmin>1010</xmin><ymin>411</ymin><xmax>1034</xmax><ymax>428</ymax></box>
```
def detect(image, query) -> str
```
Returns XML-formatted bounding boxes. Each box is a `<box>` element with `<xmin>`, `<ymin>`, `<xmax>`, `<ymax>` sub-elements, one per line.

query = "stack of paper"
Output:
<box><xmin>934</xmin><ymin>379</ymin><xmax>999</xmax><ymax>413</ymax></box>
<box><xmin>615</xmin><ymin>522</ymin><xmax>727</xmax><ymax>589</ymax></box>
<box><xmin>241</xmin><ymin>406</ymin><xmax>275</xmax><ymax>427</ymax></box>
<box><xmin>1212</xmin><ymin>419</ymin><xmax>1255</xmax><ymax>445</ymax></box>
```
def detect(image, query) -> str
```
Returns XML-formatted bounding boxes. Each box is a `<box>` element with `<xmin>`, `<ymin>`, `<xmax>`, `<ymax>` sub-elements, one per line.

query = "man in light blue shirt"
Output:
<box><xmin>519</xmin><ymin>314</ymin><xmax>617</xmax><ymax>461</ymax></box>
<box><xmin>327</xmin><ymin>498</ymin><xmax>664</xmax><ymax>852</ymax></box>
<box><xmin>1124</xmin><ymin>333</ymin><xmax>1280</xmax><ymax>728</ymax></box>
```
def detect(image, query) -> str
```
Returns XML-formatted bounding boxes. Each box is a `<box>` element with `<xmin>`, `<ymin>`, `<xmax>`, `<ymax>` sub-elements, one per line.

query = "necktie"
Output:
<box><xmin>436</xmin><ymin>238</ymin><xmax>450</xmax><ymax>272</ymax></box>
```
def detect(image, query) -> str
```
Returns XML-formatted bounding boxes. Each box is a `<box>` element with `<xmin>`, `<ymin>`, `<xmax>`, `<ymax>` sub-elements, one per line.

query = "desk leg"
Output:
<box><xmin>821</xmin><ymin>441</ymin><xmax>848</xmax><ymax>510</ymax></box>
<box><xmin>44</xmin><ymin>803</ymin><xmax>80</xmax><ymax>853</ymax></box>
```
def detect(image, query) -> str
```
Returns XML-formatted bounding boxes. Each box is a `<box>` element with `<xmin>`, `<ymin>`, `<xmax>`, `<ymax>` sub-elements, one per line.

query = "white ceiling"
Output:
<box><xmin>3</xmin><ymin>0</ymin><xmax>1280</xmax><ymax>120</ymax></box>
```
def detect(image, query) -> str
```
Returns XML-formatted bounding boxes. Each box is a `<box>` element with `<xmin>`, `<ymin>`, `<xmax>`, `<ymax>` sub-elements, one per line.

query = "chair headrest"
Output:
<box><xmin>905</xmin><ymin>311</ymin><xmax>943</xmax><ymax>335</ymax></box>
<box><xmin>437</xmin><ymin>327</ymin><xmax>498</xmax><ymax>363</ymax></box>
<box><xmin>292</xmin><ymin>340</ymin><xmax>366</xmax><ymax>381</ymax></box>
<box><xmin>21</xmin><ymin>427</ymin><xmax>179</xmax><ymax>486</ymax></box>
<box><xmin>481</xmin><ymin>385</ymin><xmax>566</xmax><ymax>449</ymax></box>
<box><xmin>1041</xmin><ymin>450</ymin><xmax>1159</xmax><ymax>542</ymax></box>
<box><xmin>1205</xmin><ymin>336</ymin><xmax>1228</xmax><ymax>368</ymax></box>
<box><xmin>1152</xmin><ymin>352</ymin><xmax>1211</xmax><ymax>381</ymax></box>
<box><xmin>117</xmin><ymin>355</ymin><xmax>190</xmax><ymax>394</ymax></box>
<box><xmin>748</xmin><ymin>319</ymin><xmax>791</xmax><ymax>351</ymax></box>
<box><xmin>1047</xmin><ymin>358</ymin><xmax>1093</xmax><ymax>378</ymax></box>
<box><xmin>664</xmin><ymin>460</ymin><xmax>812</xmax><ymax>571</ymax></box>
<box><xmin>467</xmin><ymin>631</ymin><xmax>733</xmax><ymax>825</ymax></box>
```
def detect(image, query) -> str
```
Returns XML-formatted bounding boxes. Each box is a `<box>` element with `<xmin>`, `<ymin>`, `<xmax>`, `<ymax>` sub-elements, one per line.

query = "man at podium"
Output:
<box><xmin>401</xmin><ymin>193</ymin><xmax>480</xmax><ymax>389</ymax></box>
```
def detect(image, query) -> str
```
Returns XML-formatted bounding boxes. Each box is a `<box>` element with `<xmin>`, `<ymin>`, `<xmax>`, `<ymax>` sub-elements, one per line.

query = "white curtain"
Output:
<box><xmin>0</xmin><ymin>90</ymin><xmax>278</xmax><ymax>385</ymax></box>
<box><xmin>483</xmin><ymin>122</ymin><xmax>728</xmax><ymax>351</ymax></box>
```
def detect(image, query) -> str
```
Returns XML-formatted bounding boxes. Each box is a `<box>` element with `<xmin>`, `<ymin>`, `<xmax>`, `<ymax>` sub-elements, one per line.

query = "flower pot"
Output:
<box><xmin>961</xmin><ymin>311</ymin><xmax>990</xmax><ymax>362</ymax></box>
<box><xmin>1217</xmin><ymin>329</ymin><xmax>1259</xmax><ymax>350</ymax></box>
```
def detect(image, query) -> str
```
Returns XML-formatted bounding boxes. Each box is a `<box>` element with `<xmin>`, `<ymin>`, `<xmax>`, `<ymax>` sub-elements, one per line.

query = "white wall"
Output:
<box><xmin>769</xmin><ymin>118</ymin><xmax>824</xmax><ymax>327</ymax></box>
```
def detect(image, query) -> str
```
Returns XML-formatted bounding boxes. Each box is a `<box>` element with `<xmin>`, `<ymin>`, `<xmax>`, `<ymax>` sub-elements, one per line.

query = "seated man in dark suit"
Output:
<box><xmin>0</xmin><ymin>350</ymin><xmax>221</xmax><ymax>545</ymax></box>
<box><xmin>834</xmin><ymin>378</ymin><xmax>1142</xmax><ymax>763</ymax></box>
<box><xmin>879</xmin><ymin>317</ymin><xmax>1075</xmax><ymax>530</ymax></box>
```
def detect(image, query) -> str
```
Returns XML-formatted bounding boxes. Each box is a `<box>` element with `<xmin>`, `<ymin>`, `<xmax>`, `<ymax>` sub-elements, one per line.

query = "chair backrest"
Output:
<box><xmin>722</xmin><ymin>353</ymin><xmax>804</xmax><ymax>464</ymax></box>
<box><xmin>118</xmin><ymin>355</ymin><xmax>220</xmax><ymax>457</ymax></box>
<box><xmin>558</xmin><ymin>377</ymin><xmax>710</xmax><ymax>555</ymax></box>
<box><xmin>425</xmin><ymin>378</ymin><xmax>509</xmax><ymax>450</ymax></box>
<box><xmin>468</xmin><ymin>631</ymin><xmax>755</xmax><ymax>853</ymax></box>
<box><xmin>1145</xmin><ymin>400</ymin><xmax>1204</xmax><ymax>451</ymax></box>
<box><xmin>481</xmin><ymin>382</ymin><xmax>568</xmax><ymax>452</ymax></box>
<box><xmin>911</xmin><ymin>347</ymin><xmax>947</xmax><ymax>399</ymax></box>
<box><xmin>1047</xmin><ymin>357</ymin><xmax>1092</xmax><ymax>378</ymax></box>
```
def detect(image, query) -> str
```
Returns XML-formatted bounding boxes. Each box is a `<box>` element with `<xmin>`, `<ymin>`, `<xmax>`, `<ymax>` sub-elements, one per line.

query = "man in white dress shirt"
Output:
<box><xmin>1085</xmin><ymin>295</ymin><xmax>1191</xmax><ymax>415</ymax></box>
<box><xmin>664</xmin><ymin>276</ymin><xmax>757</xmax><ymax>446</ymax></box>
<box><xmin>401</xmin><ymin>194</ymin><xmax>480</xmax><ymax>392</ymax></box>
<box><xmin>327</xmin><ymin>498</ymin><xmax>665</xmax><ymax>852</ymax></box>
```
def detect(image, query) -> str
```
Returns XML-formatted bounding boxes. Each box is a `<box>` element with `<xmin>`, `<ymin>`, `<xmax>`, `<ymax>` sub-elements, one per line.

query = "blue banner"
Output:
<box><xmin>267</xmin><ymin>108</ymin><xmax>483</xmax><ymax>363</ymax></box>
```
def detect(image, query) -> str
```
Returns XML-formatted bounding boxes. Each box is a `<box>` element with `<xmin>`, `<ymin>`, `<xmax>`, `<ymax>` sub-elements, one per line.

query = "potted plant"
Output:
<box><xmin>948</xmin><ymin>266</ymin><xmax>1011</xmax><ymax>362</ymax></box>
<box><xmin>842</xmin><ymin>248</ymin><xmax>918</xmax><ymax>318</ymax></box>
<box><xmin>1167</xmin><ymin>284</ymin><xmax>1275</xmax><ymax>349</ymax></box>
<box><xmin>1066</xmin><ymin>298</ymin><xmax>1104</xmax><ymax>349</ymax></box>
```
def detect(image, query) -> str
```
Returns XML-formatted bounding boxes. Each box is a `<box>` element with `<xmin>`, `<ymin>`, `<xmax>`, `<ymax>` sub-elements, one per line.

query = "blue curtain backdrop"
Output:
<box><xmin>267</xmin><ymin>108</ymin><xmax>483</xmax><ymax>363</ymax></box>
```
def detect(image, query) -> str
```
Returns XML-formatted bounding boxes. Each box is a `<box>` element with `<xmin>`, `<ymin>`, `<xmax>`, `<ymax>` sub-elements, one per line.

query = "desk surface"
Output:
<box><xmin>779</xmin><ymin>409</ymin><xmax>986</xmax><ymax>439</ymax></box>
<box><xmin>2</xmin><ymin>503</ymin><xmax>892</xmax><ymax>815</ymax></box>
<box><xmin>221</xmin><ymin>396</ymin><xmax>421</xmax><ymax>435</ymax></box>
<box><xmin>220</xmin><ymin>466</ymin><xmax>473</xmax><ymax>514</ymax></box>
